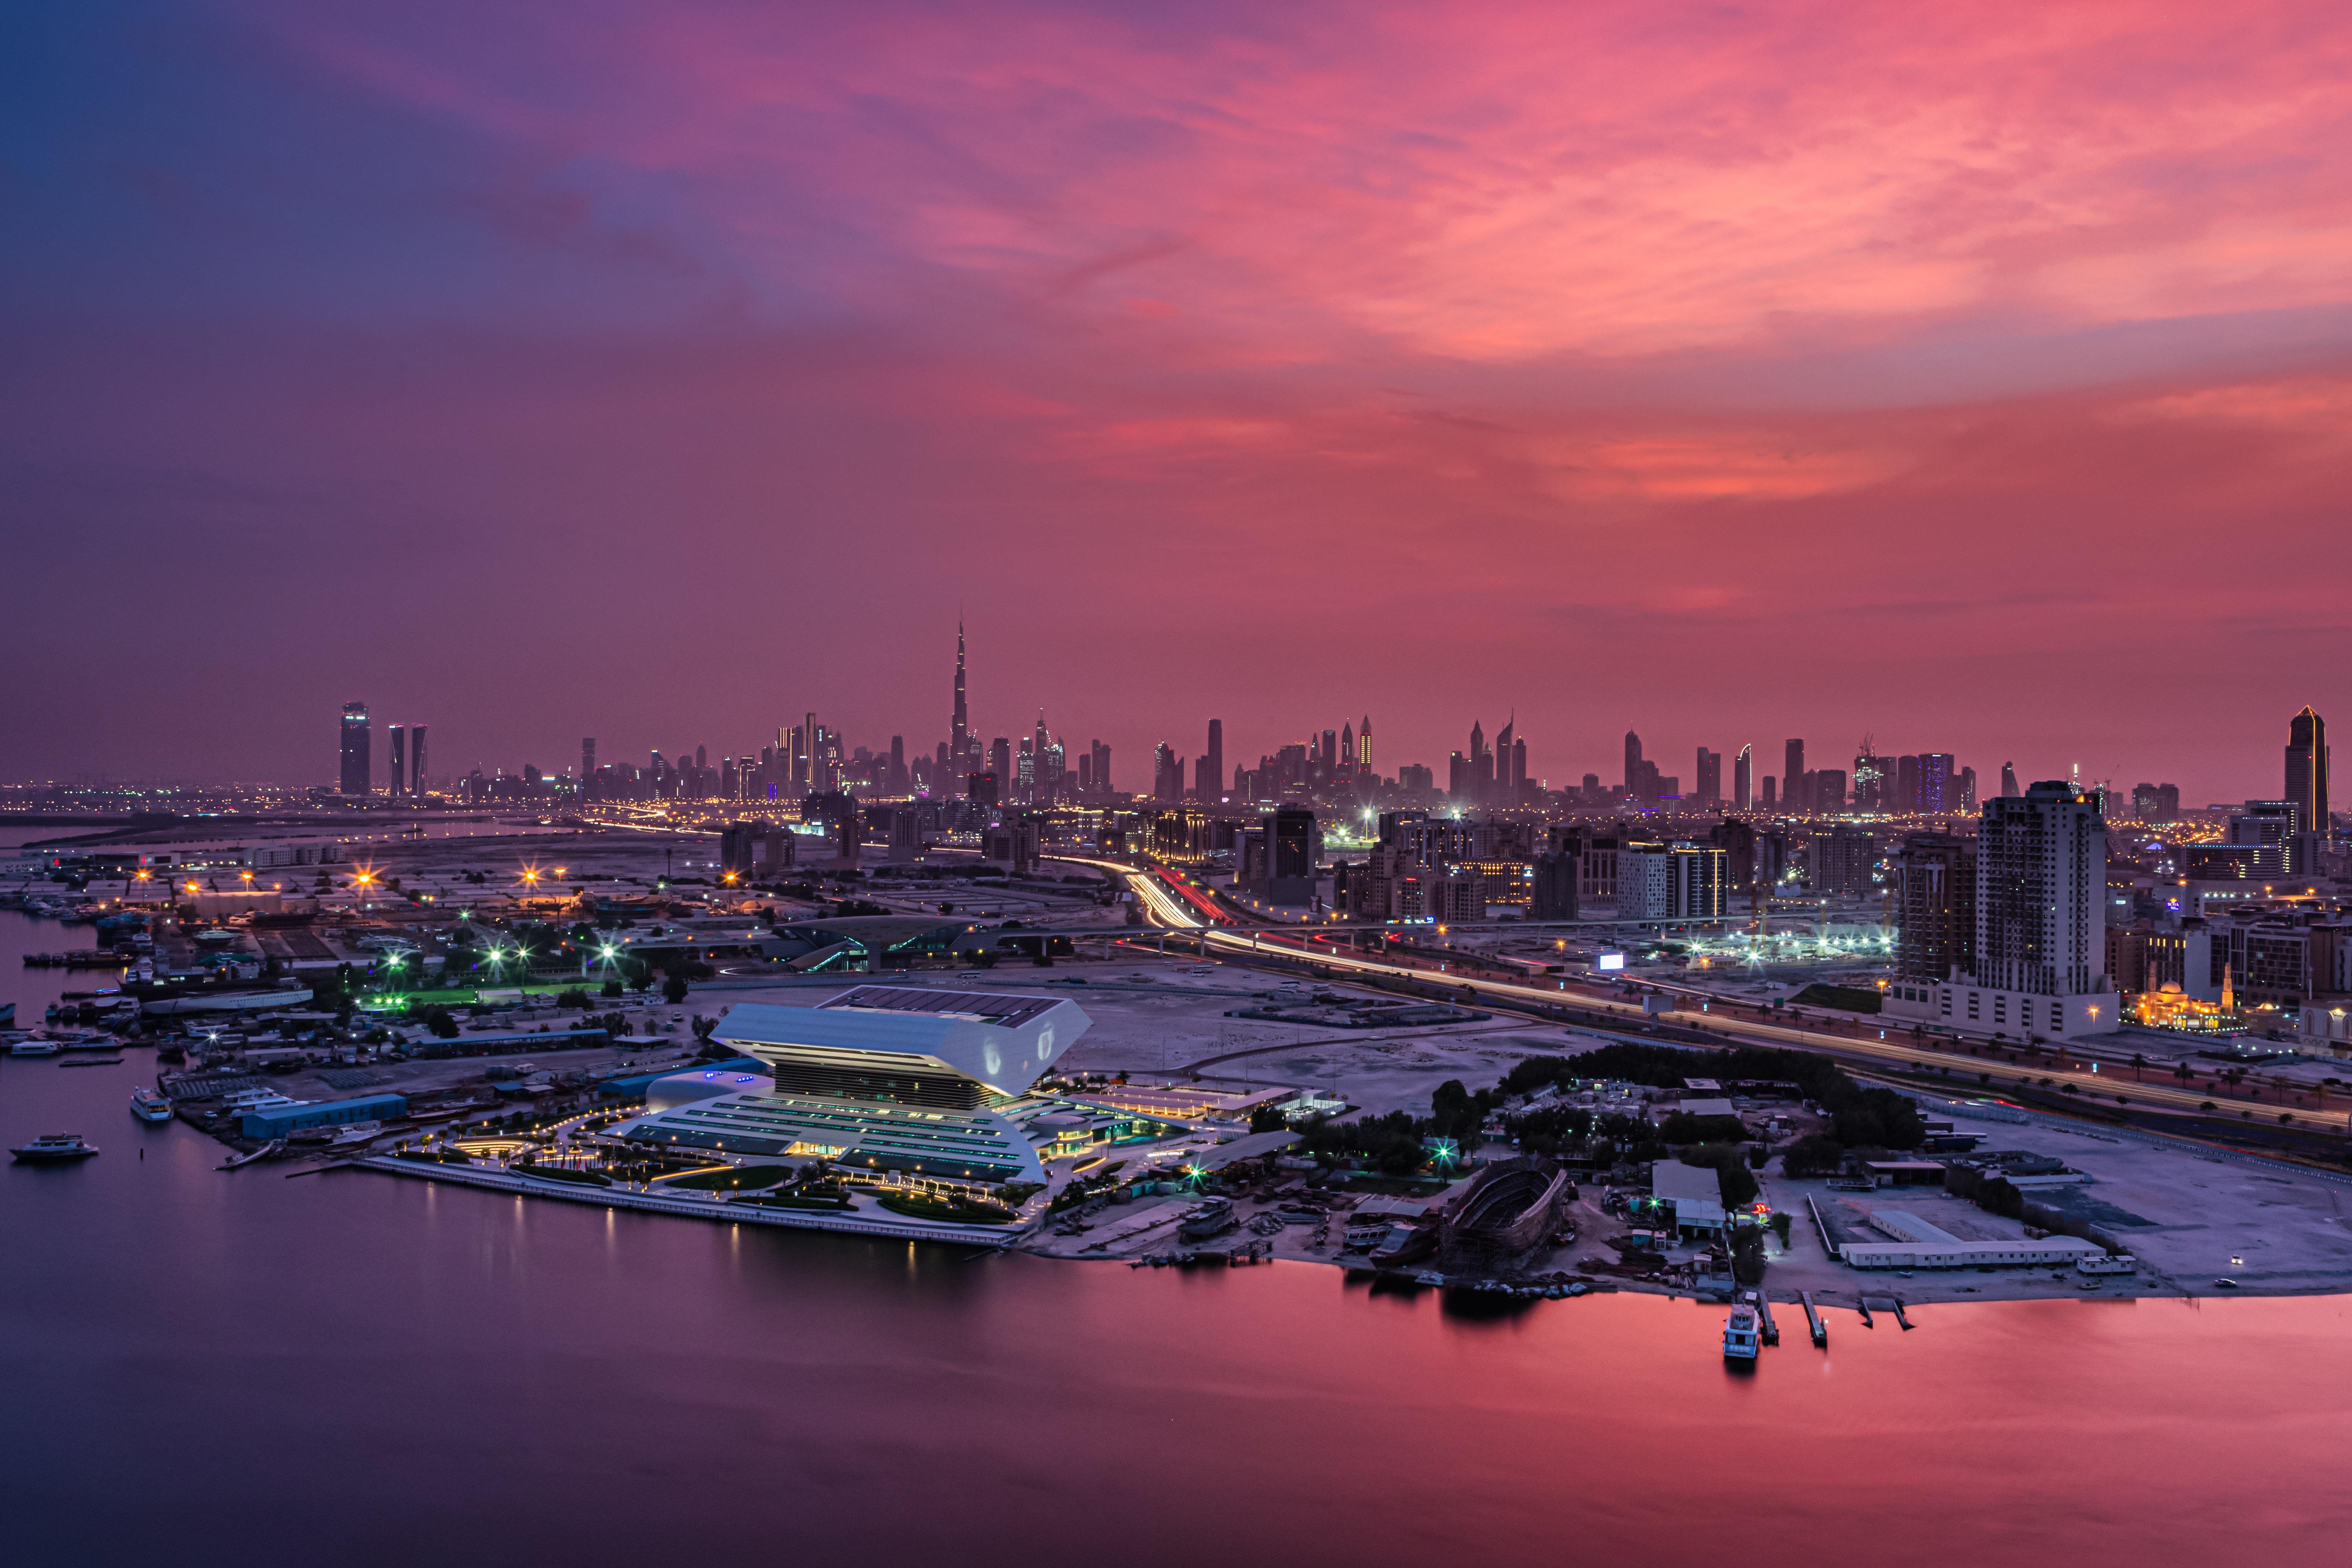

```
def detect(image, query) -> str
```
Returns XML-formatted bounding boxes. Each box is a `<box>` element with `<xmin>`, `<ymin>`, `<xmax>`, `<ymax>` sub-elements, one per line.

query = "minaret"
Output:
<box><xmin>951</xmin><ymin>619</ymin><xmax>968</xmax><ymax>761</ymax></box>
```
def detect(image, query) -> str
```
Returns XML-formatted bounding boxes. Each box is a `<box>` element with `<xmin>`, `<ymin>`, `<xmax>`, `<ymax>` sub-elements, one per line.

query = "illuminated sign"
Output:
<box><xmin>1597</xmin><ymin>952</ymin><xmax>1626</xmax><ymax>971</ymax></box>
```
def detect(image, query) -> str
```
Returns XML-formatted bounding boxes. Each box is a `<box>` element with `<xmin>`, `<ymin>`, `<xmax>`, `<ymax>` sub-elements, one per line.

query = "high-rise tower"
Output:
<box><xmin>1357</xmin><ymin>715</ymin><xmax>1373</xmax><ymax>785</ymax></box>
<box><xmin>1960</xmin><ymin>780</ymin><xmax>2109</xmax><ymax>1036</ymax></box>
<box><xmin>339</xmin><ymin>702</ymin><xmax>370</xmax><ymax>795</ymax></box>
<box><xmin>1206</xmin><ymin>719</ymin><xmax>1223</xmax><ymax>805</ymax></box>
<box><xmin>951</xmin><ymin>620</ymin><xmax>969</xmax><ymax>763</ymax></box>
<box><xmin>2286</xmin><ymin>706</ymin><xmax>2328</xmax><ymax>856</ymax></box>
<box><xmin>1734</xmin><ymin>744</ymin><xmax>1753</xmax><ymax>811</ymax></box>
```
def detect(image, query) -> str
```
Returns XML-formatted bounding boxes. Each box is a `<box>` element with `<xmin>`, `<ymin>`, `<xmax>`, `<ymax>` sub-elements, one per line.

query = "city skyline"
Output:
<box><xmin>284</xmin><ymin>658</ymin><xmax>2329</xmax><ymax>827</ymax></box>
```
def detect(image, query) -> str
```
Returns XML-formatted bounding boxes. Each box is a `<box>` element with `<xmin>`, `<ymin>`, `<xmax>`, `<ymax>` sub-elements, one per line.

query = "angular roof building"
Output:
<box><xmin>610</xmin><ymin>986</ymin><xmax>1091</xmax><ymax>1186</ymax></box>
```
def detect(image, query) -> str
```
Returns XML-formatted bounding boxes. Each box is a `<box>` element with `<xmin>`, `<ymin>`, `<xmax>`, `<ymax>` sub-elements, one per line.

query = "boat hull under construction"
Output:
<box><xmin>143</xmin><ymin>989</ymin><xmax>313</xmax><ymax>1016</ymax></box>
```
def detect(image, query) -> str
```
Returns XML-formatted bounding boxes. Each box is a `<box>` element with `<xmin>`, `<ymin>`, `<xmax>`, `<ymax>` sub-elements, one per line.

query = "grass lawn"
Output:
<box><xmin>664</xmin><ymin>1165</ymin><xmax>792</xmax><ymax>1192</ymax></box>
<box><xmin>737</xmin><ymin>1191</ymin><xmax>855</xmax><ymax>1211</ymax></box>
<box><xmin>876</xmin><ymin>1192</ymin><xmax>1017</xmax><ymax>1226</ymax></box>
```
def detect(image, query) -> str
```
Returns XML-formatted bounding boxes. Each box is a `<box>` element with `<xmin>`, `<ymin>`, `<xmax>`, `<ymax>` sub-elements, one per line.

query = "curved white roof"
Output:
<box><xmin>714</xmin><ymin>990</ymin><xmax>1090</xmax><ymax>1097</ymax></box>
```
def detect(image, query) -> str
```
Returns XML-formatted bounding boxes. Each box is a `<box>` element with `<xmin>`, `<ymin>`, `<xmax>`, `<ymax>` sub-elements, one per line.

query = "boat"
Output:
<box><xmin>327</xmin><ymin>1120</ymin><xmax>384</xmax><ymax>1148</ymax></box>
<box><xmin>0</xmin><ymin>1002</ymin><xmax>14</xmax><ymax>1028</ymax></box>
<box><xmin>130</xmin><ymin>1086</ymin><xmax>174</xmax><ymax>1124</ymax></box>
<box><xmin>141</xmin><ymin>988</ymin><xmax>312</xmax><ymax>1016</ymax></box>
<box><xmin>1176</xmin><ymin>1197</ymin><xmax>1237</xmax><ymax>1243</ymax></box>
<box><xmin>11</xmin><ymin>1132</ymin><xmax>99</xmax><ymax>1162</ymax></box>
<box><xmin>1723</xmin><ymin>1304</ymin><xmax>1763</xmax><ymax>1364</ymax></box>
<box><xmin>9</xmin><ymin>1038</ymin><xmax>63</xmax><ymax>1058</ymax></box>
<box><xmin>216</xmin><ymin>1139</ymin><xmax>286</xmax><ymax>1171</ymax></box>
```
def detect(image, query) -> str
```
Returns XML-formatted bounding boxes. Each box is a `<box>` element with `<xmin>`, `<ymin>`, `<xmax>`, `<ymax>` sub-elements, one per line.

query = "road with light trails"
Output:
<box><xmin>1061</xmin><ymin>855</ymin><xmax>2350</xmax><ymax>1135</ymax></box>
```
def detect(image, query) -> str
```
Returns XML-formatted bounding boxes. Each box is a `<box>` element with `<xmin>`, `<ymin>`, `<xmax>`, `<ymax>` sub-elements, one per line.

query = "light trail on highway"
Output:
<box><xmin>1066</xmin><ymin>856</ymin><xmax>2350</xmax><ymax>1134</ymax></box>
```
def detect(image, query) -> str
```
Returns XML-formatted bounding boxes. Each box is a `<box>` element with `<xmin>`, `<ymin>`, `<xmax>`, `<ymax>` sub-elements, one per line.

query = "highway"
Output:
<box><xmin>1065</xmin><ymin>856</ymin><xmax>2350</xmax><ymax>1135</ymax></box>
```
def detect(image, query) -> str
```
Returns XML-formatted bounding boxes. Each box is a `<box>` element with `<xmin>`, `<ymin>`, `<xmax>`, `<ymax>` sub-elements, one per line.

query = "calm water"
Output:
<box><xmin>2</xmin><ymin>914</ymin><xmax>2349</xmax><ymax>1564</ymax></box>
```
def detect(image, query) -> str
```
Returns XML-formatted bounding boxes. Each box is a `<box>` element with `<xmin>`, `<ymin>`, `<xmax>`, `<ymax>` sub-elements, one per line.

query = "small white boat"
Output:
<box><xmin>216</xmin><ymin>1138</ymin><xmax>285</xmax><ymax>1171</ymax></box>
<box><xmin>9</xmin><ymin>1038</ymin><xmax>63</xmax><ymax>1058</ymax></box>
<box><xmin>130</xmin><ymin>1086</ymin><xmax>174</xmax><ymax>1124</ymax></box>
<box><xmin>1723</xmin><ymin>1304</ymin><xmax>1762</xmax><ymax>1364</ymax></box>
<box><xmin>12</xmin><ymin>1132</ymin><xmax>99</xmax><ymax>1162</ymax></box>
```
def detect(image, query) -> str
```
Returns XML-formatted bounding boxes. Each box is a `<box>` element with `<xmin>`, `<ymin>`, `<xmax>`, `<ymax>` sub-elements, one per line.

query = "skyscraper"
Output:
<box><xmin>410</xmin><ymin>724</ymin><xmax>427</xmax><ymax>797</ymax></box>
<box><xmin>1783</xmin><ymin>739</ymin><xmax>1806</xmax><ymax>813</ymax></box>
<box><xmin>1696</xmin><ymin>747</ymin><xmax>1721</xmax><ymax>804</ymax></box>
<box><xmin>387</xmin><ymin>725</ymin><xmax>405</xmax><ymax>802</ymax></box>
<box><xmin>1207</xmin><ymin>719</ymin><xmax>1224</xmax><ymax>805</ymax></box>
<box><xmin>1628</xmin><ymin>730</ymin><xmax>1646</xmax><ymax>796</ymax></box>
<box><xmin>1153</xmin><ymin>742</ymin><xmax>1181</xmax><ymax>803</ymax></box>
<box><xmin>339</xmin><ymin>702</ymin><xmax>370</xmax><ymax>795</ymax></box>
<box><xmin>1511</xmin><ymin>736</ymin><xmax>1526</xmax><ymax>800</ymax></box>
<box><xmin>1357</xmin><ymin>714</ymin><xmax>1372</xmax><ymax>786</ymax></box>
<box><xmin>1954</xmin><ymin>781</ymin><xmax>2110</xmax><ymax>1037</ymax></box>
<box><xmin>583</xmin><ymin>738</ymin><xmax>597</xmax><ymax>781</ymax></box>
<box><xmin>2286</xmin><ymin>706</ymin><xmax>2328</xmax><ymax>862</ymax></box>
<box><xmin>1494</xmin><ymin>716</ymin><xmax>1515</xmax><ymax>802</ymax></box>
<box><xmin>1999</xmin><ymin>761</ymin><xmax>2020</xmax><ymax>798</ymax></box>
<box><xmin>951</xmin><ymin>620</ymin><xmax>969</xmax><ymax>763</ymax></box>
<box><xmin>1893</xmin><ymin>832</ymin><xmax>1976</xmax><ymax>982</ymax></box>
<box><xmin>1734</xmin><ymin>744</ymin><xmax>1753</xmax><ymax>811</ymax></box>
<box><xmin>1916</xmin><ymin>753</ymin><xmax>1953</xmax><ymax>813</ymax></box>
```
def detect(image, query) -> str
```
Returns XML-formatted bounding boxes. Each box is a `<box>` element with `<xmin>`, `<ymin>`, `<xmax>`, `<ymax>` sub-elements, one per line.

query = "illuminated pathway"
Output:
<box><xmin>1063</xmin><ymin>857</ymin><xmax>2350</xmax><ymax>1135</ymax></box>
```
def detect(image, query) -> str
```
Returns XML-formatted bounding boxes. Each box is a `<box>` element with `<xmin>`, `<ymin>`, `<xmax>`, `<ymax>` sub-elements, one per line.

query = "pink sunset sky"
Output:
<box><xmin>3</xmin><ymin>0</ymin><xmax>2349</xmax><ymax>798</ymax></box>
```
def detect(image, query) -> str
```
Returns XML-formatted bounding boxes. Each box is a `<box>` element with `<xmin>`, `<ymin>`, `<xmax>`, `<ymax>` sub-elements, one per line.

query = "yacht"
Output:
<box><xmin>11</xmin><ymin>1132</ymin><xmax>99</xmax><ymax>1162</ymax></box>
<box><xmin>9</xmin><ymin>1037</ymin><xmax>63</xmax><ymax>1058</ymax></box>
<box><xmin>327</xmin><ymin>1120</ymin><xmax>384</xmax><ymax>1149</ymax></box>
<box><xmin>130</xmin><ymin>1086</ymin><xmax>174</xmax><ymax>1124</ymax></box>
<box><xmin>1723</xmin><ymin>1304</ymin><xmax>1762</xmax><ymax>1365</ymax></box>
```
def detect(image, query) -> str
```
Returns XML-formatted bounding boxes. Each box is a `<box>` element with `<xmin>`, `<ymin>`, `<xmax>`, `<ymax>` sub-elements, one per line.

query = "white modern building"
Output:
<box><xmin>1618</xmin><ymin>842</ymin><xmax>1728</xmax><ymax>921</ymax></box>
<box><xmin>611</xmin><ymin>986</ymin><xmax>1092</xmax><ymax>1185</ymax></box>
<box><xmin>1842</xmin><ymin>1209</ymin><xmax>2101</xmax><ymax>1270</ymax></box>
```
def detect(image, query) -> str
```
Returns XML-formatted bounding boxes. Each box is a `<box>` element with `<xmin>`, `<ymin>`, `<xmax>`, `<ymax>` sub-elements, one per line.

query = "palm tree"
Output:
<box><xmin>2131</xmin><ymin>1052</ymin><xmax>2146</xmax><ymax>1083</ymax></box>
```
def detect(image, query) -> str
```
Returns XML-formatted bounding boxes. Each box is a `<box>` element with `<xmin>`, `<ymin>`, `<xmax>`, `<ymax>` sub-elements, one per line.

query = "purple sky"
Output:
<box><xmin>4</xmin><ymin>1</ymin><xmax>2348</xmax><ymax>800</ymax></box>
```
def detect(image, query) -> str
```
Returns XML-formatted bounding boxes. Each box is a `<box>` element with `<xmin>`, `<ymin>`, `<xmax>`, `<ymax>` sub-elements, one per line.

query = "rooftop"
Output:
<box><xmin>822</xmin><ymin>984</ymin><xmax>1060</xmax><ymax>1029</ymax></box>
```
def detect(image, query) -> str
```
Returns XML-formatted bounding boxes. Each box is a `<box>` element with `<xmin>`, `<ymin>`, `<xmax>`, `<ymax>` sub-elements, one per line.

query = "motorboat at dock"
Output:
<box><xmin>1723</xmin><ymin>1304</ymin><xmax>1762</xmax><ymax>1365</ymax></box>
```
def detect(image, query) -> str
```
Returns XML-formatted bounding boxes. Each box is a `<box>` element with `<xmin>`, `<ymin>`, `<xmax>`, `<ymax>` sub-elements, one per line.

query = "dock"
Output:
<box><xmin>1855</xmin><ymin>1297</ymin><xmax>1874</xmax><ymax>1329</ymax></box>
<box><xmin>1800</xmin><ymin>1290</ymin><xmax>1828</xmax><ymax>1347</ymax></box>
<box><xmin>1805</xmin><ymin>1194</ymin><xmax>1835</xmax><ymax>1253</ymax></box>
<box><xmin>1750</xmin><ymin>1291</ymin><xmax>1780</xmax><ymax>1346</ymax></box>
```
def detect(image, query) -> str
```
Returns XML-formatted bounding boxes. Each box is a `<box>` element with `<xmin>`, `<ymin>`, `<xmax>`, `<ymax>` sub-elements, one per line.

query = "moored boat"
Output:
<box><xmin>12</xmin><ymin>1132</ymin><xmax>100</xmax><ymax>1162</ymax></box>
<box><xmin>131</xmin><ymin>1086</ymin><xmax>174</xmax><ymax>1124</ymax></box>
<box><xmin>1723</xmin><ymin>1304</ymin><xmax>1762</xmax><ymax>1364</ymax></box>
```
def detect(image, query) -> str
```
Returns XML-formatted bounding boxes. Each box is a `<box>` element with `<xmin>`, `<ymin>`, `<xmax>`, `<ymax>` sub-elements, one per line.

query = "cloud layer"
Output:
<box><xmin>3</xmin><ymin>0</ymin><xmax>2349</xmax><ymax>795</ymax></box>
